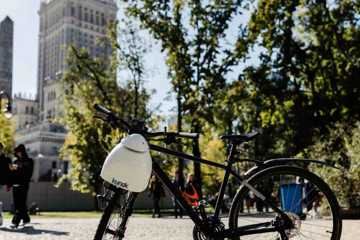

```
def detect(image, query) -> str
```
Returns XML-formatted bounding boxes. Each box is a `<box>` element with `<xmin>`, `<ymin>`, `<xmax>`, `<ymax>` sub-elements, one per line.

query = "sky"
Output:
<box><xmin>0</xmin><ymin>0</ymin><xmax>173</xmax><ymax>113</ymax></box>
<box><xmin>0</xmin><ymin>0</ymin><xmax>40</xmax><ymax>99</ymax></box>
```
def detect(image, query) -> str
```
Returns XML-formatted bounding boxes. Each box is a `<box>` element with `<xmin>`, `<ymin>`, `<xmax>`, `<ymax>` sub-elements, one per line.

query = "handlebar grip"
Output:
<box><xmin>146</xmin><ymin>132</ymin><xmax>199</xmax><ymax>140</ymax></box>
<box><xmin>94</xmin><ymin>104</ymin><xmax>112</xmax><ymax>115</ymax></box>
<box><xmin>177</xmin><ymin>132</ymin><xmax>199</xmax><ymax>139</ymax></box>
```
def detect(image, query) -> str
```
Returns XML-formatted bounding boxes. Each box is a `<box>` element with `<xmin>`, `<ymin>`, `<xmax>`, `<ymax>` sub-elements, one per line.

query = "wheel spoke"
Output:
<box><xmin>94</xmin><ymin>190</ymin><xmax>133</xmax><ymax>240</ymax></box>
<box><xmin>229</xmin><ymin>166</ymin><xmax>341</xmax><ymax>240</ymax></box>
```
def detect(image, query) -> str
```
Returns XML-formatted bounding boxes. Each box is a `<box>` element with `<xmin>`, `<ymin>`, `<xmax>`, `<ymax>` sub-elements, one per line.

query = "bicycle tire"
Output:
<box><xmin>94</xmin><ymin>189</ymin><xmax>135</xmax><ymax>240</ymax></box>
<box><xmin>228</xmin><ymin>165</ymin><xmax>342</xmax><ymax>240</ymax></box>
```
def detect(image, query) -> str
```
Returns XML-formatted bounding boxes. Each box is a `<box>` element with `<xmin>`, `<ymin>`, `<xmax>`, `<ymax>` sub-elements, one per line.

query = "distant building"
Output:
<box><xmin>14</xmin><ymin>0</ymin><xmax>118</xmax><ymax>183</ymax></box>
<box><xmin>12</xmin><ymin>93</ymin><xmax>39</xmax><ymax>130</ymax></box>
<box><xmin>15</xmin><ymin>122</ymin><xmax>67</xmax><ymax>182</ymax></box>
<box><xmin>0</xmin><ymin>16</ymin><xmax>14</xmax><ymax>96</ymax></box>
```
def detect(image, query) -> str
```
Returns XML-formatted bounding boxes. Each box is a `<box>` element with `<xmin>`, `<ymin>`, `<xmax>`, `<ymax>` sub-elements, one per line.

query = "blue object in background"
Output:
<box><xmin>280</xmin><ymin>183</ymin><xmax>303</xmax><ymax>215</ymax></box>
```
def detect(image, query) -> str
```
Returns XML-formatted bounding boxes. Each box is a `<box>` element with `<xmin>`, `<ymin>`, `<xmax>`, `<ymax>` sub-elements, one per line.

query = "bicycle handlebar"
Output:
<box><xmin>94</xmin><ymin>104</ymin><xmax>199</xmax><ymax>141</ymax></box>
<box><xmin>146</xmin><ymin>131</ymin><xmax>199</xmax><ymax>140</ymax></box>
<box><xmin>94</xmin><ymin>104</ymin><xmax>131</xmax><ymax>131</ymax></box>
<box><xmin>177</xmin><ymin>132</ymin><xmax>199</xmax><ymax>139</ymax></box>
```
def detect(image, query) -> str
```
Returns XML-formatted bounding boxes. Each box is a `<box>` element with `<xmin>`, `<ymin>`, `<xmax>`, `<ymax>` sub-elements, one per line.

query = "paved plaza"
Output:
<box><xmin>0</xmin><ymin>217</ymin><xmax>359</xmax><ymax>239</ymax></box>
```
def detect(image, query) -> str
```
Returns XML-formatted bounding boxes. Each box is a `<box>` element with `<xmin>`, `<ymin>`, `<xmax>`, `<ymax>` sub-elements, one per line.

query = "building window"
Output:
<box><xmin>101</xmin><ymin>13</ymin><xmax>105</xmax><ymax>26</ymax></box>
<box><xmin>96</xmin><ymin>12</ymin><xmax>100</xmax><ymax>25</ymax></box>
<box><xmin>90</xmin><ymin>10</ymin><xmax>94</xmax><ymax>24</ymax></box>
<box><xmin>52</xmin><ymin>147</ymin><xmax>59</xmax><ymax>155</ymax></box>
<box><xmin>25</xmin><ymin>106</ymin><xmax>29</xmax><ymax>114</ymax></box>
<box><xmin>78</xmin><ymin>6</ymin><xmax>82</xmax><ymax>20</ymax></box>
<box><xmin>71</xmin><ymin>6</ymin><xmax>75</xmax><ymax>17</ymax></box>
<box><xmin>84</xmin><ymin>8</ymin><xmax>88</xmax><ymax>22</ymax></box>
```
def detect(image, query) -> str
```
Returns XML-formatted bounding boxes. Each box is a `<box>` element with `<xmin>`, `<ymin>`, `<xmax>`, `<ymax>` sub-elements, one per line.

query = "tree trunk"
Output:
<box><xmin>192</xmin><ymin>122</ymin><xmax>202</xmax><ymax>197</ymax></box>
<box><xmin>177</xmin><ymin>94</ymin><xmax>185</xmax><ymax>185</ymax></box>
<box><xmin>193</xmin><ymin>135</ymin><xmax>202</xmax><ymax>197</ymax></box>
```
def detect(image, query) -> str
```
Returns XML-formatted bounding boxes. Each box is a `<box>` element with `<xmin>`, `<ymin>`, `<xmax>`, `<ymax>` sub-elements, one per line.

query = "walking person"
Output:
<box><xmin>10</xmin><ymin>144</ymin><xmax>34</xmax><ymax>228</ymax></box>
<box><xmin>172</xmin><ymin>170</ymin><xmax>184</xmax><ymax>218</ymax></box>
<box><xmin>148</xmin><ymin>175</ymin><xmax>165</xmax><ymax>218</ymax></box>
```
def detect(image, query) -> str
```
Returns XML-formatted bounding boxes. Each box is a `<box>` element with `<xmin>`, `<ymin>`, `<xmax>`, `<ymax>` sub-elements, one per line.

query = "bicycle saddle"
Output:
<box><xmin>220</xmin><ymin>131</ymin><xmax>259</xmax><ymax>144</ymax></box>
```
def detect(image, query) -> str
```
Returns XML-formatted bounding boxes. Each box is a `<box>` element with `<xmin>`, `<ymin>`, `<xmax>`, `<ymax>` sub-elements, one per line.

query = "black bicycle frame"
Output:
<box><xmin>148</xmin><ymin>143</ymin><xmax>291</xmax><ymax>238</ymax></box>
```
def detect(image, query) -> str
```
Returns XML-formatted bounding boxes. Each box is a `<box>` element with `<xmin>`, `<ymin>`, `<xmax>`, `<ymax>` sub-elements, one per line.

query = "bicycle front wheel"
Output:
<box><xmin>94</xmin><ymin>188</ymin><xmax>137</xmax><ymax>240</ymax></box>
<box><xmin>229</xmin><ymin>165</ymin><xmax>342</xmax><ymax>240</ymax></box>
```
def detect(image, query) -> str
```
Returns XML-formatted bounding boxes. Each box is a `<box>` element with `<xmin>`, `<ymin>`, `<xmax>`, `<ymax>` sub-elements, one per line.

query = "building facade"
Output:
<box><xmin>12</xmin><ymin>93</ymin><xmax>39</xmax><ymax>130</ymax></box>
<box><xmin>37</xmin><ymin>0</ymin><xmax>117</xmax><ymax>121</ymax></box>
<box><xmin>0</xmin><ymin>16</ymin><xmax>14</xmax><ymax>96</ymax></box>
<box><xmin>14</xmin><ymin>0</ymin><xmax>117</xmax><ymax>183</ymax></box>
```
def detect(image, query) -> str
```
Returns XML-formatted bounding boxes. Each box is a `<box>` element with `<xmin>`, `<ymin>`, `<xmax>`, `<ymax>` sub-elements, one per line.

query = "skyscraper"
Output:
<box><xmin>0</xmin><ymin>16</ymin><xmax>14</xmax><ymax>96</ymax></box>
<box><xmin>14</xmin><ymin>0</ymin><xmax>117</xmax><ymax>183</ymax></box>
<box><xmin>38</xmin><ymin>0</ymin><xmax>117</xmax><ymax>121</ymax></box>
<box><xmin>37</xmin><ymin>0</ymin><xmax>117</xmax><ymax>121</ymax></box>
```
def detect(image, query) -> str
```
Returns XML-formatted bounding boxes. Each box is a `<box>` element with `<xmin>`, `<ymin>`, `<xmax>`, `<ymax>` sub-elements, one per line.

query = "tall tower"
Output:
<box><xmin>37</xmin><ymin>0</ymin><xmax>117</xmax><ymax>121</ymax></box>
<box><xmin>15</xmin><ymin>0</ymin><xmax>118</xmax><ymax>183</ymax></box>
<box><xmin>0</xmin><ymin>16</ymin><xmax>14</xmax><ymax>96</ymax></box>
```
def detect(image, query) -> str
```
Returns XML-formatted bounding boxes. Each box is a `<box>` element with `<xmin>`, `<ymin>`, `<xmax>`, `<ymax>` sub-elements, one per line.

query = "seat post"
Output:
<box><xmin>227</xmin><ymin>143</ymin><xmax>238</xmax><ymax>165</ymax></box>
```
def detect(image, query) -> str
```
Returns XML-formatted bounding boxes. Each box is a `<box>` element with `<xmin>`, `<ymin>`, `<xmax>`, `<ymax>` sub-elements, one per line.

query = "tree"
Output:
<box><xmin>61</xmin><ymin>23</ymin><xmax>151</xmax><ymax>195</ymax></box>
<box><xmin>0</xmin><ymin>112</ymin><xmax>13</xmax><ymax>153</ymax></box>
<box><xmin>116</xmin><ymin>19</ymin><xmax>150</xmax><ymax>119</ymax></box>
<box><xmin>224</xmin><ymin>0</ymin><xmax>360</xmax><ymax>208</ymax></box>
<box><xmin>123</xmin><ymin>0</ymin><xmax>252</xmax><ymax>193</ymax></box>
<box><xmin>100</xmin><ymin>0</ymin><xmax>360</xmax><ymax>205</ymax></box>
<box><xmin>199</xmin><ymin>124</ymin><xmax>226</xmax><ymax>195</ymax></box>
<box><xmin>235</xmin><ymin>0</ymin><xmax>360</xmax><ymax>158</ymax></box>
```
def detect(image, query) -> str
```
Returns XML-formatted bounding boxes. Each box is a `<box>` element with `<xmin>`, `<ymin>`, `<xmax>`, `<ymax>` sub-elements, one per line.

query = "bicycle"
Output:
<box><xmin>93</xmin><ymin>104</ymin><xmax>342</xmax><ymax>240</ymax></box>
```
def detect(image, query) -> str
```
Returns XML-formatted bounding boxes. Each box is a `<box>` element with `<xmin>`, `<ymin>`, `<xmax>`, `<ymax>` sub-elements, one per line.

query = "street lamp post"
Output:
<box><xmin>0</xmin><ymin>91</ymin><xmax>12</xmax><ymax>118</ymax></box>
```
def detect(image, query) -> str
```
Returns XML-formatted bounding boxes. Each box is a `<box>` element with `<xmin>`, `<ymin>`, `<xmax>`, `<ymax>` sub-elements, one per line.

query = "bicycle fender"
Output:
<box><xmin>264</xmin><ymin>158</ymin><xmax>340</xmax><ymax>169</ymax></box>
<box><xmin>243</xmin><ymin>158</ymin><xmax>340</xmax><ymax>179</ymax></box>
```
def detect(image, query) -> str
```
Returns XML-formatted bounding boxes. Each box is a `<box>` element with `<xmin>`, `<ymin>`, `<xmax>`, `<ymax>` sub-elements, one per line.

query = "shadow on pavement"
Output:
<box><xmin>0</xmin><ymin>226</ymin><xmax>69</xmax><ymax>236</ymax></box>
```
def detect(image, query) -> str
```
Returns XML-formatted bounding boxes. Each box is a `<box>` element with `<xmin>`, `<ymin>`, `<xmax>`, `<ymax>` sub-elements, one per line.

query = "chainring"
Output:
<box><xmin>192</xmin><ymin>218</ymin><xmax>225</xmax><ymax>240</ymax></box>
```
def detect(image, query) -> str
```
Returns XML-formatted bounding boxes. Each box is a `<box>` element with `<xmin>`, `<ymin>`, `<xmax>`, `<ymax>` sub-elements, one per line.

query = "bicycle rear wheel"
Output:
<box><xmin>229</xmin><ymin>165</ymin><xmax>342</xmax><ymax>240</ymax></box>
<box><xmin>94</xmin><ymin>188</ymin><xmax>137</xmax><ymax>240</ymax></box>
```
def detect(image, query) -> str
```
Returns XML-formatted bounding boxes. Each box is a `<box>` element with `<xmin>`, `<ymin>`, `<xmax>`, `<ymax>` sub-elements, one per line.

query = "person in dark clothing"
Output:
<box><xmin>10</xmin><ymin>144</ymin><xmax>34</xmax><ymax>228</ymax></box>
<box><xmin>172</xmin><ymin>170</ymin><xmax>184</xmax><ymax>218</ymax></box>
<box><xmin>0</xmin><ymin>143</ymin><xmax>11</xmax><ymax>185</ymax></box>
<box><xmin>148</xmin><ymin>175</ymin><xmax>165</xmax><ymax>218</ymax></box>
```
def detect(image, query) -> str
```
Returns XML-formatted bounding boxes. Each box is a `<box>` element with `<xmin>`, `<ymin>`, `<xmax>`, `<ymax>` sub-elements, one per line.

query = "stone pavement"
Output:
<box><xmin>0</xmin><ymin>217</ymin><xmax>358</xmax><ymax>240</ymax></box>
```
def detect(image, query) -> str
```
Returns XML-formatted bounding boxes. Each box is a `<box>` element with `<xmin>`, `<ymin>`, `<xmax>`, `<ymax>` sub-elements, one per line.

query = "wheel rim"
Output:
<box><xmin>230</xmin><ymin>167</ymin><xmax>341</xmax><ymax>240</ymax></box>
<box><xmin>100</xmin><ymin>191</ymin><xmax>128</xmax><ymax>240</ymax></box>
